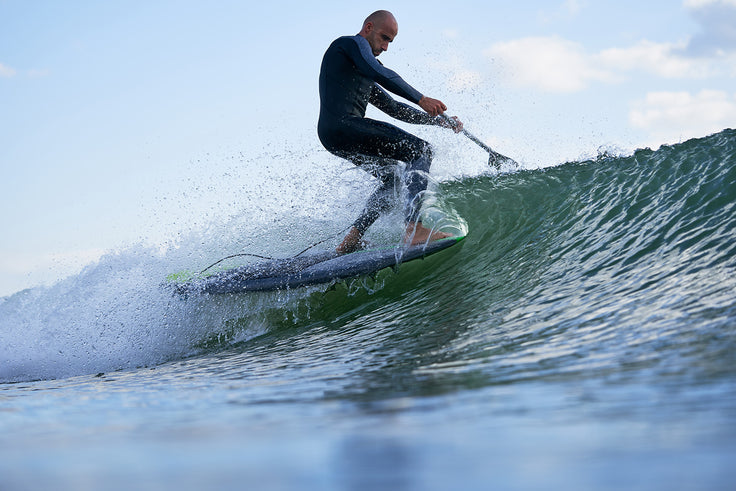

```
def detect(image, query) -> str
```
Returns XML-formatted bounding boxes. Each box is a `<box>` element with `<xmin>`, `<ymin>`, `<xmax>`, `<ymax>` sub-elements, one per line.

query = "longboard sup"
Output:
<box><xmin>171</xmin><ymin>236</ymin><xmax>464</xmax><ymax>295</ymax></box>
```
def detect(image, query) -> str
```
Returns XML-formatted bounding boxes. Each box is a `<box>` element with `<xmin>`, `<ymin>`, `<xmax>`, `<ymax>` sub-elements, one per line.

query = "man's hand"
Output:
<box><xmin>440</xmin><ymin>115</ymin><xmax>464</xmax><ymax>133</ymax></box>
<box><xmin>418</xmin><ymin>96</ymin><xmax>447</xmax><ymax>117</ymax></box>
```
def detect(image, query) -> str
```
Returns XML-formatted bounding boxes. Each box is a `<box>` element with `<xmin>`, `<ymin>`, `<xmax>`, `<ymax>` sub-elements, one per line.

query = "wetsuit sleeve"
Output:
<box><xmin>369</xmin><ymin>85</ymin><xmax>437</xmax><ymax>125</ymax></box>
<box><xmin>348</xmin><ymin>35</ymin><xmax>424</xmax><ymax>104</ymax></box>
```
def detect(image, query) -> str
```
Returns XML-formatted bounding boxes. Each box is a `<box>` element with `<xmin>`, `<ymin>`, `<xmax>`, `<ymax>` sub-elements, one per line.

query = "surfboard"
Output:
<box><xmin>171</xmin><ymin>236</ymin><xmax>464</xmax><ymax>295</ymax></box>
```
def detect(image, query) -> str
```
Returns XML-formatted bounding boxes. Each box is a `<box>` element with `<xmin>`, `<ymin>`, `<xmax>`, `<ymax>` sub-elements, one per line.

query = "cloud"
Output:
<box><xmin>485</xmin><ymin>36</ymin><xmax>617</xmax><ymax>92</ymax></box>
<box><xmin>485</xmin><ymin>2</ymin><xmax>736</xmax><ymax>93</ymax></box>
<box><xmin>629</xmin><ymin>89</ymin><xmax>736</xmax><ymax>144</ymax></box>
<box><xmin>0</xmin><ymin>63</ymin><xmax>16</xmax><ymax>78</ymax></box>
<box><xmin>598</xmin><ymin>40</ymin><xmax>714</xmax><ymax>78</ymax></box>
<box><xmin>683</xmin><ymin>0</ymin><xmax>736</xmax><ymax>56</ymax></box>
<box><xmin>684</xmin><ymin>0</ymin><xmax>736</xmax><ymax>8</ymax></box>
<box><xmin>485</xmin><ymin>34</ymin><xmax>735</xmax><ymax>93</ymax></box>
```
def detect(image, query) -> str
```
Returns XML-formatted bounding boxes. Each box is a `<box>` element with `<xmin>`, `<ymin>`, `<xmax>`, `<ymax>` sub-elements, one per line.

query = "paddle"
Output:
<box><xmin>440</xmin><ymin>113</ymin><xmax>515</xmax><ymax>169</ymax></box>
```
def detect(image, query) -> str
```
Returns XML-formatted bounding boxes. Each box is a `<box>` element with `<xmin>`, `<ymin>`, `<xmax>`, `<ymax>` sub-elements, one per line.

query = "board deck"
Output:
<box><xmin>172</xmin><ymin>236</ymin><xmax>464</xmax><ymax>295</ymax></box>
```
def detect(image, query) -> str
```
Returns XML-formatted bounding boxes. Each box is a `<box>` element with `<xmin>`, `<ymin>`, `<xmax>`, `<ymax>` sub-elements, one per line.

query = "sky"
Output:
<box><xmin>1</xmin><ymin>0</ymin><xmax>735</xmax><ymax>296</ymax></box>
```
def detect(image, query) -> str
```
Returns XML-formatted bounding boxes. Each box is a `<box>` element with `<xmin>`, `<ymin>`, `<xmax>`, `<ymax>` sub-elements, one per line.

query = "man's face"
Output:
<box><xmin>364</xmin><ymin>20</ymin><xmax>398</xmax><ymax>57</ymax></box>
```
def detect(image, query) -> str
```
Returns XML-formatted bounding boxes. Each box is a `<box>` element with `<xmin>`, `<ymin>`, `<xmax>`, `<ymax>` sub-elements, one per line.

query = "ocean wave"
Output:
<box><xmin>2</xmin><ymin>129</ymin><xmax>734</xmax><ymax>383</ymax></box>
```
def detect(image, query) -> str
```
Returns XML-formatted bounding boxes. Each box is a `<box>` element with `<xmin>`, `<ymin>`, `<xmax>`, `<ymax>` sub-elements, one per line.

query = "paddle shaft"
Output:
<box><xmin>440</xmin><ymin>114</ymin><xmax>508</xmax><ymax>169</ymax></box>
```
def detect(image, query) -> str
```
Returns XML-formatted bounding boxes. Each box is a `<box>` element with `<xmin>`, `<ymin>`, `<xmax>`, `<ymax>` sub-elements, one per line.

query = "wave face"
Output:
<box><xmin>422</xmin><ymin>129</ymin><xmax>736</xmax><ymax>388</ymax></box>
<box><xmin>446</xmin><ymin>129</ymin><xmax>736</xmax><ymax>332</ymax></box>
<box><xmin>1</xmin><ymin>129</ymin><xmax>735</xmax><ymax>384</ymax></box>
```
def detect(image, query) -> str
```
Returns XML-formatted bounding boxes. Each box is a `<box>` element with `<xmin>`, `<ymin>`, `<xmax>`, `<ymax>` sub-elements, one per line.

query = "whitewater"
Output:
<box><xmin>1</xmin><ymin>129</ymin><xmax>735</xmax><ymax>489</ymax></box>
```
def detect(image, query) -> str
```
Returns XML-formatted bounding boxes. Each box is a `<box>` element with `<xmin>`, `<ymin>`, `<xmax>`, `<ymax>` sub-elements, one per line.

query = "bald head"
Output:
<box><xmin>359</xmin><ymin>10</ymin><xmax>398</xmax><ymax>57</ymax></box>
<box><xmin>363</xmin><ymin>10</ymin><xmax>397</xmax><ymax>30</ymax></box>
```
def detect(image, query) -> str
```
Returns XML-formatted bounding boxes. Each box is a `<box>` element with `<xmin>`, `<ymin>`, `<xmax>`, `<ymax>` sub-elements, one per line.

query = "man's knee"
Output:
<box><xmin>407</xmin><ymin>142</ymin><xmax>433</xmax><ymax>173</ymax></box>
<box><xmin>411</xmin><ymin>141</ymin><xmax>433</xmax><ymax>170</ymax></box>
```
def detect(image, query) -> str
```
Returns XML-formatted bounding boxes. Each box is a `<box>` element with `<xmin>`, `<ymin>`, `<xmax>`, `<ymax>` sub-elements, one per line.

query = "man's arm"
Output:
<box><xmin>369</xmin><ymin>85</ymin><xmax>435</xmax><ymax>124</ymax></box>
<box><xmin>348</xmin><ymin>35</ymin><xmax>460</xmax><ymax>125</ymax></box>
<box><xmin>370</xmin><ymin>85</ymin><xmax>464</xmax><ymax>131</ymax></box>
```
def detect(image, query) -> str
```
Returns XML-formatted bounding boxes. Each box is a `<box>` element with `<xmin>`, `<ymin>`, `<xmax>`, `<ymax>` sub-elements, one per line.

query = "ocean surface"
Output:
<box><xmin>2</xmin><ymin>129</ymin><xmax>735</xmax><ymax>490</ymax></box>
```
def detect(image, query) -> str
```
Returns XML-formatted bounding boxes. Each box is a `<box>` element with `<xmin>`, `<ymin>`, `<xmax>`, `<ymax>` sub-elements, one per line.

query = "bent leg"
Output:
<box><xmin>323</xmin><ymin>117</ymin><xmax>445</xmax><ymax>251</ymax></box>
<box><xmin>331</xmin><ymin>118</ymin><xmax>435</xmax><ymax>225</ymax></box>
<box><xmin>352</xmin><ymin>179</ymin><xmax>396</xmax><ymax>234</ymax></box>
<box><xmin>337</xmin><ymin>166</ymin><xmax>398</xmax><ymax>254</ymax></box>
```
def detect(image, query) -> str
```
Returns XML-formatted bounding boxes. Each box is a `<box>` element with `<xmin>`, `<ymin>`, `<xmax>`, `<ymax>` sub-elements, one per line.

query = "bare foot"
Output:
<box><xmin>404</xmin><ymin>221</ymin><xmax>452</xmax><ymax>246</ymax></box>
<box><xmin>336</xmin><ymin>227</ymin><xmax>363</xmax><ymax>254</ymax></box>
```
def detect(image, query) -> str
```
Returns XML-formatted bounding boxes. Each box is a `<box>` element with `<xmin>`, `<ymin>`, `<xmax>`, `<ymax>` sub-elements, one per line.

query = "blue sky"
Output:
<box><xmin>1</xmin><ymin>0</ymin><xmax>735</xmax><ymax>296</ymax></box>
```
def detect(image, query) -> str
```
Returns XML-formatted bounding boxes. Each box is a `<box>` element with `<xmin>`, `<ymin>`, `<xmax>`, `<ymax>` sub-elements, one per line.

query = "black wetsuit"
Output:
<box><xmin>318</xmin><ymin>34</ymin><xmax>440</xmax><ymax>234</ymax></box>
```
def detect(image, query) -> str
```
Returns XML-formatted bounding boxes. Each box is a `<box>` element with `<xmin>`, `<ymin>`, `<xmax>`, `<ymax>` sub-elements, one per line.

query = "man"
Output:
<box><xmin>318</xmin><ymin>10</ymin><xmax>463</xmax><ymax>254</ymax></box>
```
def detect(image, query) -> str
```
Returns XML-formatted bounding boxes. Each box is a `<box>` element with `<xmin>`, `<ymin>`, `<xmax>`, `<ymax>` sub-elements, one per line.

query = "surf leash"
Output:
<box><xmin>198</xmin><ymin>252</ymin><xmax>277</xmax><ymax>275</ymax></box>
<box><xmin>439</xmin><ymin>113</ymin><xmax>516</xmax><ymax>169</ymax></box>
<box><xmin>197</xmin><ymin>225</ymin><xmax>352</xmax><ymax>275</ymax></box>
<box><xmin>293</xmin><ymin>225</ymin><xmax>352</xmax><ymax>257</ymax></box>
